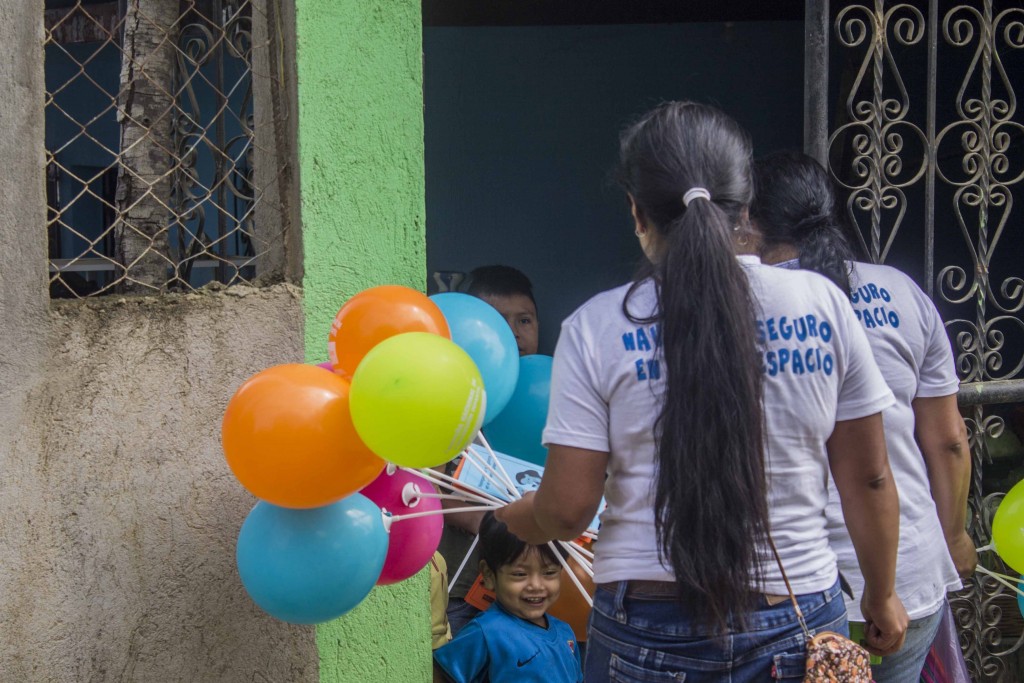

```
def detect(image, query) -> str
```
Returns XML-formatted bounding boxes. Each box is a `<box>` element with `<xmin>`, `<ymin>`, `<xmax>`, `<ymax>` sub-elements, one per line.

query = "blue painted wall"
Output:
<box><xmin>424</xmin><ymin>22</ymin><xmax>805</xmax><ymax>352</ymax></box>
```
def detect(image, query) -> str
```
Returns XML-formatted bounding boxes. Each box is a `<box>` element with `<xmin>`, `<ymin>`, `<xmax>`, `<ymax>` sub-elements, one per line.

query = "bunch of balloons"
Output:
<box><xmin>222</xmin><ymin>285</ymin><xmax>554</xmax><ymax>624</ymax></box>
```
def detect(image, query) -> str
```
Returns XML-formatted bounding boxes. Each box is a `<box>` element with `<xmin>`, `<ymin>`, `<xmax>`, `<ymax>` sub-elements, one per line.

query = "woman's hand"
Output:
<box><xmin>946</xmin><ymin>529</ymin><xmax>978</xmax><ymax>580</ymax></box>
<box><xmin>494</xmin><ymin>491</ymin><xmax>551</xmax><ymax>544</ymax></box>
<box><xmin>859</xmin><ymin>590</ymin><xmax>910</xmax><ymax>656</ymax></box>
<box><xmin>495</xmin><ymin>445</ymin><xmax>607</xmax><ymax>544</ymax></box>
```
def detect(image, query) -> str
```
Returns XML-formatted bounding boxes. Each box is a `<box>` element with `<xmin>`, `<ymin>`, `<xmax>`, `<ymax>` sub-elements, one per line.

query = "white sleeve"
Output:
<box><xmin>542</xmin><ymin>317</ymin><xmax>611</xmax><ymax>452</ymax></box>
<box><xmin>915</xmin><ymin>291</ymin><xmax>960</xmax><ymax>398</ymax></box>
<box><xmin>834</xmin><ymin>300</ymin><xmax>896</xmax><ymax>421</ymax></box>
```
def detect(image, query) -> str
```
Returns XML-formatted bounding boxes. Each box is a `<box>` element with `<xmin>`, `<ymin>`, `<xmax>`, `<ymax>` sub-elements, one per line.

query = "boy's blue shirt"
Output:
<box><xmin>433</xmin><ymin>601</ymin><xmax>583</xmax><ymax>683</ymax></box>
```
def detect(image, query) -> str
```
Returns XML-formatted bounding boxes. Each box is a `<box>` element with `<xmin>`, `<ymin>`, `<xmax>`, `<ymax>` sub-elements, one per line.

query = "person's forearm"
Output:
<box><xmin>926</xmin><ymin>440</ymin><xmax>971</xmax><ymax>542</ymax></box>
<box><xmin>838</xmin><ymin>465</ymin><xmax>900</xmax><ymax>597</ymax></box>
<box><xmin>827</xmin><ymin>414</ymin><xmax>899</xmax><ymax>599</ymax></box>
<box><xmin>914</xmin><ymin>395</ymin><xmax>975</xmax><ymax>576</ymax></box>
<box><xmin>828</xmin><ymin>414</ymin><xmax>908</xmax><ymax>654</ymax></box>
<box><xmin>919</xmin><ymin>412</ymin><xmax>971</xmax><ymax>542</ymax></box>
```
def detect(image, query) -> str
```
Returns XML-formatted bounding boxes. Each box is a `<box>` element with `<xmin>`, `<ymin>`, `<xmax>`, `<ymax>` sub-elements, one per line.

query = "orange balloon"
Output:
<box><xmin>328</xmin><ymin>285</ymin><xmax>450</xmax><ymax>378</ymax></box>
<box><xmin>549</xmin><ymin>554</ymin><xmax>595</xmax><ymax>642</ymax></box>
<box><xmin>222</xmin><ymin>364</ymin><xmax>385</xmax><ymax>508</ymax></box>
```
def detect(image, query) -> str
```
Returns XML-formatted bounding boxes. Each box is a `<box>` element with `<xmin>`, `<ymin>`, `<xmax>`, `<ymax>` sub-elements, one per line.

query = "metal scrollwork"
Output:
<box><xmin>829</xmin><ymin>1</ymin><xmax>928</xmax><ymax>263</ymax></box>
<box><xmin>939</xmin><ymin>2</ymin><xmax>1024</xmax><ymax>680</ymax></box>
<box><xmin>829</xmin><ymin>2</ymin><xmax>1024</xmax><ymax>680</ymax></box>
<box><xmin>171</xmin><ymin>0</ymin><xmax>257</xmax><ymax>288</ymax></box>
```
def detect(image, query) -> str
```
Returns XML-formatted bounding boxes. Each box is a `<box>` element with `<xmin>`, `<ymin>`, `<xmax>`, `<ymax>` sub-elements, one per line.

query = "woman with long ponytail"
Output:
<box><xmin>752</xmin><ymin>151</ymin><xmax>973</xmax><ymax>683</ymax></box>
<box><xmin>498</xmin><ymin>103</ymin><xmax>908</xmax><ymax>681</ymax></box>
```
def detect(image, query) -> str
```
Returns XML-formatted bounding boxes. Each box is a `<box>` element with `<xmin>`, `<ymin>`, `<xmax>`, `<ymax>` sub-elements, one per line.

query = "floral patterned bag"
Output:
<box><xmin>769</xmin><ymin>538</ymin><xmax>873</xmax><ymax>682</ymax></box>
<box><xmin>804</xmin><ymin>631</ymin><xmax>873</xmax><ymax>682</ymax></box>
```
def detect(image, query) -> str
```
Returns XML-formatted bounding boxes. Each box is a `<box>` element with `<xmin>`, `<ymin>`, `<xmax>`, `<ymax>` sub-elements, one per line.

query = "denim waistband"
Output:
<box><xmin>598</xmin><ymin>580</ymin><xmax>791</xmax><ymax>603</ymax></box>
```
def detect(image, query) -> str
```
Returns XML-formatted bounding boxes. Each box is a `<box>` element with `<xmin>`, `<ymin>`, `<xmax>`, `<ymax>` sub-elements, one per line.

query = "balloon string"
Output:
<box><xmin>448</xmin><ymin>533</ymin><xmax>480</xmax><ymax>593</ymax></box>
<box><xmin>408</xmin><ymin>467</ymin><xmax>507</xmax><ymax>505</ymax></box>
<box><xmin>975</xmin><ymin>565</ymin><xmax>1024</xmax><ymax>599</ymax></box>
<box><xmin>462</xmin><ymin>445</ymin><xmax>521</xmax><ymax>501</ymax></box>
<box><xmin>387</xmin><ymin>504</ymin><xmax>502</xmax><ymax>523</ymax></box>
<box><xmin>548</xmin><ymin>540</ymin><xmax>594</xmax><ymax>608</ymax></box>
<box><xmin>559</xmin><ymin>541</ymin><xmax>594</xmax><ymax>577</ymax></box>
<box><xmin>462</xmin><ymin>450</ymin><xmax>518</xmax><ymax>500</ymax></box>
<box><xmin>412</xmin><ymin>488</ymin><xmax>498</xmax><ymax>507</ymax></box>
<box><xmin>473</xmin><ymin>434</ymin><xmax>523</xmax><ymax>499</ymax></box>
<box><xmin>972</xmin><ymin>565</ymin><xmax>1021</xmax><ymax>584</ymax></box>
<box><xmin>568</xmin><ymin>541</ymin><xmax>594</xmax><ymax>560</ymax></box>
<box><xmin>976</xmin><ymin>544</ymin><xmax>994</xmax><ymax>553</ymax></box>
<box><xmin>564</xmin><ymin>543</ymin><xmax>594</xmax><ymax>569</ymax></box>
<box><xmin>464</xmin><ymin>444</ymin><xmax>516</xmax><ymax>497</ymax></box>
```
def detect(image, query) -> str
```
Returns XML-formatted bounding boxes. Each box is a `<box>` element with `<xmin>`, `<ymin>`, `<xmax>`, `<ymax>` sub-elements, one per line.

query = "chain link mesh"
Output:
<box><xmin>45</xmin><ymin>0</ymin><xmax>292</xmax><ymax>297</ymax></box>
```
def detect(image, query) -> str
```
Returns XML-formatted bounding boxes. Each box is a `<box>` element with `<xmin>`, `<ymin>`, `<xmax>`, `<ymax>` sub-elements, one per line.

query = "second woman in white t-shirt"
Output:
<box><xmin>751</xmin><ymin>150</ymin><xmax>974</xmax><ymax>683</ymax></box>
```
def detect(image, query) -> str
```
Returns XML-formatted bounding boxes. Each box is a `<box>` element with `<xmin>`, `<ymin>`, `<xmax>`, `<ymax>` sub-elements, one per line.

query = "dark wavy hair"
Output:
<box><xmin>751</xmin><ymin>151</ymin><xmax>856</xmax><ymax>296</ymax></box>
<box><xmin>617</xmin><ymin>102</ymin><xmax>768</xmax><ymax>630</ymax></box>
<box><xmin>478</xmin><ymin>511</ymin><xmax>560</xmax><ymax>574</ymax></box>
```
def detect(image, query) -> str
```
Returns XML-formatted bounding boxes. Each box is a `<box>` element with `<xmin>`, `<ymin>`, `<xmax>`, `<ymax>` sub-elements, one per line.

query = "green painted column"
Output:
<box><xmin>294</xmin><ymin>0</ymin><xmax>431</xmax><ymax>681</ymax></box>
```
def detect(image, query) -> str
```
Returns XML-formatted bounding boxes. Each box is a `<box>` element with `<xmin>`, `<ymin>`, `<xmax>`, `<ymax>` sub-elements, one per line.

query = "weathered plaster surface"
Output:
<box><xmin>1</xmin><ymin>2</ymin><xmax>320</xmax><ymax>679</ymax></box>
<box><xmin>0</xmin><ymin>0</ymin><xmax>49</xmax><ymax>413</ymax></box>
<box><xmin>1</xmin><ymin>287</ymin><xmax>319</xmax><ymax>681</ymax></box>
<box><xmin>294</xmin><ymin>0</ymin><xmax>432</xmax><ymax>680</ymax></box>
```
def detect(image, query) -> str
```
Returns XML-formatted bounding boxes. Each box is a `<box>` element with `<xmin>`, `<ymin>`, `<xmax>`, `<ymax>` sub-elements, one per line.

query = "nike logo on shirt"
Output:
<box><xmin>517</xmin><ymin>652</ymin><xmax>539</xmax><ymax>667</ymax></box>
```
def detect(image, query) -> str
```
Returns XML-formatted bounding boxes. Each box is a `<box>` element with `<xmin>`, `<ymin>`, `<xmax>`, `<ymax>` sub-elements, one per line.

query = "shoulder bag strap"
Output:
<box><xmin>767</xmin><ymin>535</ymin><xmax>813</xmax><ymax>642</ymax></box>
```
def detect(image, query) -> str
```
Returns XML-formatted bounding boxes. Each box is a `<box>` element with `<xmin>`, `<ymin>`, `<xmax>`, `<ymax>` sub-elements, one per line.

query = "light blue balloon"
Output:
<box><xmin>483</xmin><ymin>354</ymin><xmax>552</xmax><ymax>466</ymax></box>
<box><xmin>1018</xmin><ymin>577</ymin><xmax>1024</xmax><ymax>618</ymax></box>
<box><xmin>431</xmin><ymin>292</ymin><xmax>520</xmax><ymax>424</ymax></box>
<box><xmin>236</xmin><ymin>493</ymin><xmax>388</xmax><ymax>624</ymax></box>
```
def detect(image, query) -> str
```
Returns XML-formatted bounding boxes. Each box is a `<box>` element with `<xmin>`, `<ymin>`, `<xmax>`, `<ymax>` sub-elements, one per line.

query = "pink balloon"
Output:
<box><xmin>316</xmin><ymin>361</ymin><xmax>334</xmax><ymax>371</ymax></box>
<box><xmin>360</xmin><ymin>468</ymin><xmax>443</xmax><ymax>585</ymax></box>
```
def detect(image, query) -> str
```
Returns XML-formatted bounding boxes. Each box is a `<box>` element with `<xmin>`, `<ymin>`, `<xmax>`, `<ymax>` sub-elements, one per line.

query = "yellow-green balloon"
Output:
<box><xmin>349</xmin><ymin>332</ymin><xmax>486</xmax><ymax>468</ymax></box>
<box><xmin>993</xmin><ymin>479</ymin><xmax>1024</xmax><ymax>574</ymax></box>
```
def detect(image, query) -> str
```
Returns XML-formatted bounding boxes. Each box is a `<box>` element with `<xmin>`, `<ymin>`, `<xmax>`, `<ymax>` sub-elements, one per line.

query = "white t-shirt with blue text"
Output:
<box><xmin>542</xmin><ymin>255</ymin><xmax>894</xmax><ymax>595</ymax></box>
<box><xmin>824</xmin><ymin>261</ymin><xmax>962</xmax><ymax>621</ymax></box>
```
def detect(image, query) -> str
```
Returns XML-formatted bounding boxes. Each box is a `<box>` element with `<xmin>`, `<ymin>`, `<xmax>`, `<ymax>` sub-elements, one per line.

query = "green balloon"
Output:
<box><xmin>350</xmin><ymin>332</ymin><xmax>485</xmax><ymax>469</ymax></box>
<box><xmin>993</xmin><ymin>478</ymin><xmax>1024</xmax><ymax>574</ymax></box>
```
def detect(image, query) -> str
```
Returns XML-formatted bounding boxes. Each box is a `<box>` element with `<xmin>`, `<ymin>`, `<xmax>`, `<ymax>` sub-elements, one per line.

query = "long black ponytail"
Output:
<box><xmin>618</xmin><ymin>102</ymin><xmax>768</xmax><ymax>629</ymax></box>
<box><xmin>751</xmin><ymin>151</ymin><xmax>856</xmax><ymax>296</ymax></box>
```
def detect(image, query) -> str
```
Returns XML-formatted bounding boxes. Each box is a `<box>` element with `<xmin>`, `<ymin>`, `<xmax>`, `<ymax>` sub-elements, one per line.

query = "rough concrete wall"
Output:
<box><xmin>1</xmin><ymin>286</ymin><xmax>319</xmax><ymax>682</ymax></box>
<box><xmin>0</xmin><ymin>1</ymin><xmax>320</xmax><ymax>679</ymax></box>
<box><xmin>293</xmin><ymin>0</ymin><xmax>432</xmax><ymax>681</ymax></box>
<box><xmin>0</xmin><ymin>0</ymin><xmax>49</xmax><ymax>413</ymax></box>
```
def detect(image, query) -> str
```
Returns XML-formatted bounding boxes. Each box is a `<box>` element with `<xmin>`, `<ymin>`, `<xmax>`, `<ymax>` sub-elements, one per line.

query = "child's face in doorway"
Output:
<box><xmin>480</xmin><ymin>293</ymin><xmax>539</xmax><ymax>356</ymax></box>
<box><xmin>481</xmin><ymin>547</ymin><xmax>562</xmax><ymax>627</ymax></box>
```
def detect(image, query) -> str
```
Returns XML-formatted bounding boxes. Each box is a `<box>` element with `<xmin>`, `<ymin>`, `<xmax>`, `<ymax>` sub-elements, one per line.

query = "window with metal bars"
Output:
<box><xmin>44</xmin><ymin>0</ymin><xmax>293</xmax><ymax>298</ymax></box>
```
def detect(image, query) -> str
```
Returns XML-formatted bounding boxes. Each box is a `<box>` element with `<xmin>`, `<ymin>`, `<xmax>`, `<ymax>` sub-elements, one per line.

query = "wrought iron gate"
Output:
<box><xmin>806</xmin><ymin>0</ymin><xmax>1024</xmax><ymax>680</ymax></box>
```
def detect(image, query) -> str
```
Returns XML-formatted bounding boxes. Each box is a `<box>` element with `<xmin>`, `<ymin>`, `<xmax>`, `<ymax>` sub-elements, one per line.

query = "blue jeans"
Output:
<box><xmin>585</xmin><ymin>579</ymin><xmax>847</xmax><ymax>682</ymax></box>
<box><xmin>863</xmin><ymin>604</ymin><xmax>943</xmax><ymax>683</ymax></box>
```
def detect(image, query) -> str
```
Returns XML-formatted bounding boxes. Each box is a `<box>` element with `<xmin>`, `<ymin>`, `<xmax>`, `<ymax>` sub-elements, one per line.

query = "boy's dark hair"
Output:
<box><xmin>478</xmin><ymin>511</ymin><xmax>560</xmax><ymax>574</ymax></box>
<box><xmin>465</xmin><ymin>265</ymin><xmax>536</xmax><ymax>306</ymax></box>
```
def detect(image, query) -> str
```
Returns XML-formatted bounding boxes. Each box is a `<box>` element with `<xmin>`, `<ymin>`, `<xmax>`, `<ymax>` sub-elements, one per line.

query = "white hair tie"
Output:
<box><xmin>682</xmin><ymin>187</ymin><xmax>711</xmax><ymax>206</ymax></box>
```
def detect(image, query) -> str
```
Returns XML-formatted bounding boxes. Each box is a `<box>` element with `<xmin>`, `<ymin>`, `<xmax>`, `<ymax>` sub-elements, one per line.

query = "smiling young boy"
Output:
<box><xmin>433</xmin><ymin>512</ymin><xmax>582</xmax><ymax>683</ymax></box>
